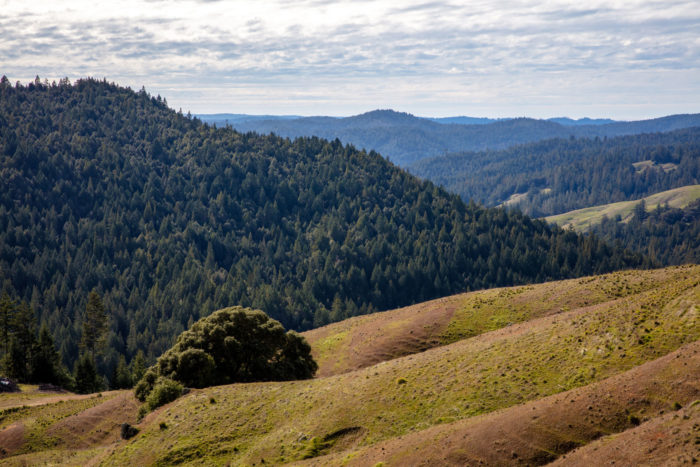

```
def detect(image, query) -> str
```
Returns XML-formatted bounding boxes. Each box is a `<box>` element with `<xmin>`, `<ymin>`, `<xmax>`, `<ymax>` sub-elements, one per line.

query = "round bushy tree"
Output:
<box><xmin>136</xmin><ymin>306</ymin><xmax>317</xmax><ymax>401</ymax></box>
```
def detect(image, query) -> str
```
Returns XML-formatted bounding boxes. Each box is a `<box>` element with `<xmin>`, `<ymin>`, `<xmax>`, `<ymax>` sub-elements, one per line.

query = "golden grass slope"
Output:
<box><xmin>302</xmin><ymin>340</ymin><xmax>700</xmax><ymax>466</ymax></box>
<box><xmin>306</xmin><ymin>266</ymin><xmax>694</xmax><ymax>377</ymax></box>
<box><xmin>544</xmin><ymin>184</ymin><xmax>700</xmax><ymax>231</ymax></box>
<box><xmin>0</xmin><ymin>389</ymin><xmax>138</xmax><ymax>463</ymax></box>
<box><xmin>101</xmin><ymin>265</ymin><xmax>699</xmax><ymax>466</ymax></box>
<box><xmin>1</xmin><ymin>265</ymin><xmax>697</xmax><ymax>465</ymax></box>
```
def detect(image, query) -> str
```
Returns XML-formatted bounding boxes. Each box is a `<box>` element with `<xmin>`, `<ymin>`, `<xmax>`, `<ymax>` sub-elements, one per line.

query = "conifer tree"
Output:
<box><xmin>0</xmin><ymin>293</ymin><xmax>16</xmax><ymax>358</ymax></box>
<box><xmin>80</xmin><ymin>291</ymin><xmax>109</xmax><ymax>358</ymax></box>
<box><xmin>31</xmin><ymin>325</ymin><xmax>68</xmax><ymax>385</ymax></box>
<box><xmin>130</xmin><ymin>350</ymin><xmax>147</xmax><ymax>384</ymax></box>
<box><xmin>5</xmin><ymin>337</ymin><xmax>26</xmax><ymax>381</ymax></box>
<box><xmin>112</xmin><ymin>355</ymin><xmax>132</xmax><ymax>389</ymax></box>
<box><xmin>74</xmin><ymin>353</ymin><xmax>102</xmax><ymax>394</ymax></box>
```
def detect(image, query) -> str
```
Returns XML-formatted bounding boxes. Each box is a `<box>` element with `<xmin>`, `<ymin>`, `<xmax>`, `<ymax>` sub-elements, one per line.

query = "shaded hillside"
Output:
<box><xmin>213</xmin><ymin>109</ymin><xmax>700</xmax><ymax>166</ymax></box>
<box><xmin>0</xmin><ymin>78</ymin><xmax>639</xmax><ymax>374</ymax></box>
<box><xmin>410</xmin><ymin>127</ymin><xmax>700</xmax><ymax>217</ymax></box>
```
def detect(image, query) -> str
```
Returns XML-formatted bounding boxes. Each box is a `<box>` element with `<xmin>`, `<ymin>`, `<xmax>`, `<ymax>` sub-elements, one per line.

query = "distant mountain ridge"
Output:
<box><xmin>197</xmin><ymin>110</ymin><xmax>700</xmax><ymax>166</ymax></box>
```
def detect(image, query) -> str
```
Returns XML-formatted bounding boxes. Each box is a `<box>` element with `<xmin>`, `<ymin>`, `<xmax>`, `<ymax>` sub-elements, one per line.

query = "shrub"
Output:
<box><xmin>145</xmin><ymin>377</ymin><xmax>183</xmax><ymax>411</ymax></box>
<box><xmin>134</xmin><ymin>368</ymin><xmax>158</xmax><ymax>402</ymax></box>
<box><xmin>120</xmin><ymin>423</ymin><xmax>139</xmax><ymax>439</ymax></box>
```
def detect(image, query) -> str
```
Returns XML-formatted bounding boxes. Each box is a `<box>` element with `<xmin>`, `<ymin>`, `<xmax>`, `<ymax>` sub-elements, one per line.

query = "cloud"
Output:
<box><xmin>1</xmin><ymin>0</ymin><xmax>698</xmax><ymax>118</ymax></box>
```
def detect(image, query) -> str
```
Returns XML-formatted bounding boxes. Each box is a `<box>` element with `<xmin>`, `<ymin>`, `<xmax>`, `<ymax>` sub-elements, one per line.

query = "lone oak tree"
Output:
<box><xmin>135</xmin><ymin>306</ymin><xmax>317</xmax><ymax>401</ymax></box>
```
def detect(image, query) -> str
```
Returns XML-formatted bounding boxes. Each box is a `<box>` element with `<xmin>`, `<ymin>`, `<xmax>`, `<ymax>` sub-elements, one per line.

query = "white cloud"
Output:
<box><xmin>1</xmin><ymin>0</ymin><xmax>699</xmax><ymax>118</ymax></box>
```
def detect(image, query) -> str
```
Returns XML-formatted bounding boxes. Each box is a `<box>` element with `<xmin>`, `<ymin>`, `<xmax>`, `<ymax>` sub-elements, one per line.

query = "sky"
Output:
<box><xmin>1</xmin><ymin>0</ymin><xmax>699</xmax><ymax>119</ymax></box>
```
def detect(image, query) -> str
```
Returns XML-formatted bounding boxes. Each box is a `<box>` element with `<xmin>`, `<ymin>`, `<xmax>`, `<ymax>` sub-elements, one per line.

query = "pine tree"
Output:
<box><xmin>6</xmin><ymin>301</ymin><xmax>37</xmax><ymax>381</ymax></box>
<box><xmin>80</xmin><ymin>291</ymin><xmax>109</xmax><ymax>358</ymax></box>
<box><xmin>0</xmin><ymin>293</ymin><xmax>16</xmax><ymax>358</ymax></box>
<box><xmin>31</xmin><ymin>325</ymin><xmax>67</xmax><ymax>385</ymax></box>
<box><xmin>130</xmin><ymin>350</ymin><xmax>147</xmax><ymax>384</ymax></box>
<box><xmin>112</xmin><ymin>355</ymin><xmax>132</xmax><ymax>389</ymax></box>
<box><xmin>5</xmin><ymin>338</ymin><xmax>26</xmax><ymax>381</ymax></box>
<box><xmin>74</xmin><ymin>353</ymin><xmax>102</xmax><ymax>394</ymax></box>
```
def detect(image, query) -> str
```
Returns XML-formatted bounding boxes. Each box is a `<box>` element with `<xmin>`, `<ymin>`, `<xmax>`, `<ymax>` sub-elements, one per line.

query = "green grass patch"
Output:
<box><xmin>104</xmin><ymin>266</ymin><xmax>700</xmax><ymax>466</ymax></box>
<box><xmin>544</xmin><ymin>185</ymin><xmax>700</xmax><ymax>231</ymax></box>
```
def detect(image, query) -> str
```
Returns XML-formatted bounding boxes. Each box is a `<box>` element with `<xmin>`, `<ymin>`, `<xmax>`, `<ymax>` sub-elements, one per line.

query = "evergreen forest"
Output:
<box><xmin>0</xmin><ymin>77</ymin><xmax>642</xmax><ymax>384</ymax></box>
<box><xmin>592</xmin><ymin>200</ymin><xmax>700</xmax><ymax>265</ymax></box>
<box><xmin>410</xmin><ymin>129</ymin><xmax>700</xmax><ymax>217</ymax></box>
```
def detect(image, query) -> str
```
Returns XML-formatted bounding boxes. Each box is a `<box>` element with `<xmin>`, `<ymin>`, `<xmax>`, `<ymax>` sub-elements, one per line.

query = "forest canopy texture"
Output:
<box><xmin>0</xmin><ymin>77</ymin><xmax>642</xmax><ymax>374</ymax></box>
<box><xmin>410</xmin><ymin>129</ymin><xmax>700</xmax><ymax>217</ymax></box>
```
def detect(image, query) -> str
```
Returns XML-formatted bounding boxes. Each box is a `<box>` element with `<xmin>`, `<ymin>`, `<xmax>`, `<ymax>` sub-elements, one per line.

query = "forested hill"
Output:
<box><xmin>0</xmin><ymin>78</ymin><xmax>641</xmax><ymax>373</ymax></box>
<box><xmin>410</xmin><ymin>128</ymin><xmax>700</xmax><ymax>217</ymax></box>
<box><xmin>207</xmin><ymin>110</ymin><xmax>700</xmax><ymax>167</ymax></box>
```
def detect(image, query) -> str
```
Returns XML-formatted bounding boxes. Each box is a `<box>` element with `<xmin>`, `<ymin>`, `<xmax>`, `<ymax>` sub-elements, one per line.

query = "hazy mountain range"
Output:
<box><xmin>198</xmin><ymin>110</ymin><xmax>700</xmax><ymax>166</ymax></box>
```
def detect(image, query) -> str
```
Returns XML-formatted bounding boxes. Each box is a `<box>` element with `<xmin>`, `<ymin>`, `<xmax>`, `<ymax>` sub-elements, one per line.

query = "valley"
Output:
<box><xmin>0</xmin><ymin>80</ymin><xmax>698</xmax><ymax>467</ymax></box>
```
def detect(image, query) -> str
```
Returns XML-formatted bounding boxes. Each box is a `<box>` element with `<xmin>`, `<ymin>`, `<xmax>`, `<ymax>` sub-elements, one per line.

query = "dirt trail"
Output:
<box><xmin>0</xmin><ymin>390</ymin><xmax>123</xmax><ymax>411</ymax></box>
<box><xmin>0</xmin><ymin>423</ymin><xmax>25</xmax><ymax>458</ymax></box>
<box><xmin>46</xmin><ymin>391</ymin><xmax>140</xmax><ymax>450</ymax></box>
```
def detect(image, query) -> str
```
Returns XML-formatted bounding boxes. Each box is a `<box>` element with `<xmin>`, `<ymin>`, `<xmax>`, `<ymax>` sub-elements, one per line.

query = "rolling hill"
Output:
<box><xmin>1</xmin><ymin>265</ymin><xmax>697</xmax><ymax>465</ymax></box>
<box><xmin>203</xmin><ymin>109</ymin><xmax>700</xmax><ymax>167</ymax></box>
<box><xmin>544</xmin><ymin>184</ymin><xmax>700</xmax><ymax>231</ymax></box>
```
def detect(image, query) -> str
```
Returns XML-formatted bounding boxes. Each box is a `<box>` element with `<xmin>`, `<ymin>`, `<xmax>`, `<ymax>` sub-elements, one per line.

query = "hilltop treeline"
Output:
<box><xmin>0</xmin><ymin>77</ymin><xmax>641</xmax><ymax>377</ymax></box>
<box><xmin>593</xmin><ymin>200</ymin><xmax>700</xmax><ymax>265</ymax></box>
<box><xmin>410</xmin><ymin>129</ymin><xmax>700</xmax><ymax>217</ymax></box>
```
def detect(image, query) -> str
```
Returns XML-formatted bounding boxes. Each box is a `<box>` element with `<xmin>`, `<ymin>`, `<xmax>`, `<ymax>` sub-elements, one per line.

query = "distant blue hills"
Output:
<box><xmin>196</xmin><ymin>110</ymin><xmax>700</xmax><ymax>167</ymax></box>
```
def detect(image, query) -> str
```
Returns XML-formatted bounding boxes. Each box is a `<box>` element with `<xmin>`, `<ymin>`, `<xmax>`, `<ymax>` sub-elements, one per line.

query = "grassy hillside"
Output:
<box><xmin>305</xmin><ymin>266</ymin><xmax>690</xmax><ymax>377</ymax></box>
<box><xmin>544</xmin><ymin>184</ymin><xmax>700</xmax><ymax>231</ymax></box>
<box><xmin>549</xmin><ymin>400</ymin><xmax>700</xmax><ymax>466</ymax></box>
<box><xmin>1</xmin><ymin>266</ymin><xmax>697</xmax><ymax>465</ymax></box>
<box><xmin>307</xmin><ymin>341</ymin><xmax>700</xmax><ymax>466</ymax></box>
<box><xmin>104</xmin><ymin>265</ymin><xmax>698</xmax><ymax>465</ymax></box>
<box><xmin>0</xmin><ymin>389</ymin><xmax>137</xmax><ymax>462</ymax></box>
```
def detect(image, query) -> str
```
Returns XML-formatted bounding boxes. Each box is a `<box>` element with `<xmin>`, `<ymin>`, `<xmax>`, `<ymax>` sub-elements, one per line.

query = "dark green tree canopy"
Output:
<box><xmin>410</xmin><ymin>128</ymin><xmax>700</xmax><ymax>217</ymax></box>
<box><xmin>136</xmin><ymin>306</ymin><xmax>317</xmax><ymax>400</ymax></box>
<box><xmin>80</xmin><ymin>291</ymin><xmax>108</xmax><ymax>358</ymax></box>
<box><xmin>0</xmin><ymin>78</ymin><xmax>642</xmax><ymax>373</ymax></box>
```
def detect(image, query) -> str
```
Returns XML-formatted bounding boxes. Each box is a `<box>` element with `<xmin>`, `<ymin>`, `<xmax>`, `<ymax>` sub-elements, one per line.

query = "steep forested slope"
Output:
<box><xmin>410</xmin><ymin>128</ymin><xmax>700</xmax><ymax>217</ymax></box>
<box><xmin>0</xmin><ymin>77</ymin><xmax>640</xmax><ymax>373</ymax></box>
